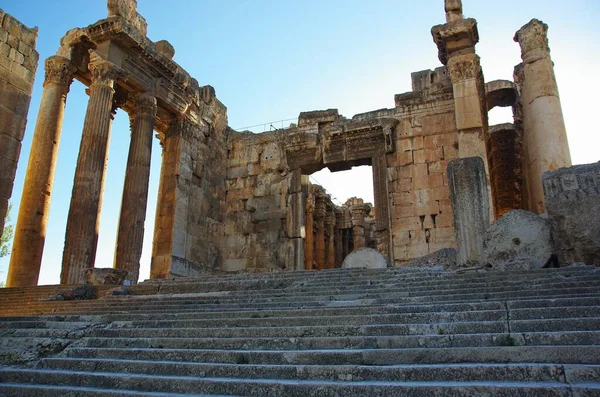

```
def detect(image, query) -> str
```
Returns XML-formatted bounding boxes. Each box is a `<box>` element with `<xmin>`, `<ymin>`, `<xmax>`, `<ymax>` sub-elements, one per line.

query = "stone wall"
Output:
<box><xmin>223</xmin><ymin>130</ymin><xmax>296</xmax><ymax>272</ymax></box>
<box><xmin>0</xmin><ymin>9</ymin><xmax>38</xmax><ymax>236</ymax></box>
<box><xmin>387</xmin><ymin>80</ymin><xmax>458</xmax><ymax>264</ymax></box>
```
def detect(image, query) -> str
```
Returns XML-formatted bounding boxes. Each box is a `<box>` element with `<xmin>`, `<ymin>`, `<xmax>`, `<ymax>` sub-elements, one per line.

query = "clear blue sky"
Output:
<box><xmin>1</xmin><ymin>0</ymin><xmax>598</xmax><ymax>285</ymax></box>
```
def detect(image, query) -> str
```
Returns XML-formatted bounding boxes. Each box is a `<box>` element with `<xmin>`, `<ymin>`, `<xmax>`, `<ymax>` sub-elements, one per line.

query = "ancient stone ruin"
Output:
<box><xmin>2</xmin><ymin>0</ymin><xmax>591</xmax><ymax>290</ymax></box>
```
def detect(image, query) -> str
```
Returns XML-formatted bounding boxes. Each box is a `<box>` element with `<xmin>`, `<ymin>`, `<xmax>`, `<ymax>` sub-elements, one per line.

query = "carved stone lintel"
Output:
<box><xmin>447</xmin><ymin>53</ymin><xmax>481</xmax><ymax>83</ymax></box>
<box><xmin>514</xmin><ymin>19</ymin><xmax>550</xmax><ymax>64</ymax></box>
<box><xmin>130</xmin><ymin>93</ymin><xmax>158</xmax><ymax>120</ymax></box>
<box><xmin>44</xmin><ymin>56</ymin><xmax>76</xmax><ymax>87</ymax></box>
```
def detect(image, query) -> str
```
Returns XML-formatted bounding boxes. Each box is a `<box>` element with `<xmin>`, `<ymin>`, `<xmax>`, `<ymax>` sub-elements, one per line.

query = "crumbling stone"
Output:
<box><xmin>483</xmin><ymin>210</ymin><xmax>553</xmax><ymax>271</ymax></box>
<box><xmin>543</xmin><ymin>162</ymin><xmax>600</xmax><ymax>265</ymax></box>
<box><xmin>84</xmin><ymin>268</ymin><xmax>129</xmax><ymax>285</ymax></box>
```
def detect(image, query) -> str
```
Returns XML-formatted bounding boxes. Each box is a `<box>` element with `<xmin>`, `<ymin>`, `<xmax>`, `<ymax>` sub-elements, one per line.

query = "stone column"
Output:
<box><xmin>304</xmin><ymin>194</ymin><xmax>315</xmax><ymax>271</ymax></box>
<box><xmin>114</xmin><ymin>93</ymin><xmax>157</xmax><ymax>284</ymax></box>
<box><xmin>335</xmin><ymin>211</ymin><xmax>344</xmax><ymax>267</ymax></box>
<box><xmin>514</xmin><ymin>19</ymin><xmax>571</xmax><ymax>214</ymax></box>
<box><xmin>314</xmin><ymin>193</ymin><xmax>326</xmax><ymax>271</ymax></box>
<box><xmin>7</xmin><ymin>56</ymin><xmax>75</xmax><ymax>287</ymax></box>
<box><xmin>324</xmin><ymin>209</ymin><xmax>335</xmax><ymax>269</ymax></box>
<box><xmin>350</xmin><ymin>203</ymin><xmax>368</xmax><ymax>250</ymax></box>
<box><xmin>447</xmin><ymin>157</ymin><xmax>491</xmax><ymax>266</ymax></box>
<box><xmin>61</xmin><ymin>55</ymin><xmax>122</xmax><ymax>284</ymax></box>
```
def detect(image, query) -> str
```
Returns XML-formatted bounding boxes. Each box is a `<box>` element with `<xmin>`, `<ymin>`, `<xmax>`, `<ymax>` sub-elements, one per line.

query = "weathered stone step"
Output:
<box><xmin>0</xmin><ymin>383</ymin><xmax>236</xmax><ymax>397</ymax></box>
<box><xmin>3</xmin><ymin>284</ymin><xmax>599</xmax><ymax>317</ymax></box>
<box><xmin>40</xmin><ymin>358</ymin><xmax>600</xmax><ymax>383</ymax></box>
<box><xmin>6</xmin><ymin>299</ymin><xmax>597</xmax><ymax>324</ymax></box>
<box><xmin>62</xmin><ymin>345</ymin><xmax>600</xmax><ymax>365</ymax></box>
<box><xmin>1</xmin><ymin>368</ymin><xmax>597</xmax><ymax>397</ymax></box>
<box><xmin>78</xmin><ymin>331</ymin><xmax>600</xmax><ymax>351</ymax></box>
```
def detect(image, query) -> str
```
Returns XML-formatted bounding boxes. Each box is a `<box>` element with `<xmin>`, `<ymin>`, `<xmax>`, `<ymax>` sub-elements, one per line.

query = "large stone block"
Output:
<box><xmin>447</xmin><ymin>157</ymin><xmax>491</xmax><ymax>266</ymax></box>
<box><xmin>543</xmin><ymin>162</ymin><xmax>600</xmax><ymax>265</ymax></box>
<box><xmin>483</xmin><ymin>210</ymin><xmax>553</xmax><ymax>271</ymax></box>
<box><xmin>84</xmin><ymin>268</ymin><xmax>128</xmax><ymax>285</ymax></box>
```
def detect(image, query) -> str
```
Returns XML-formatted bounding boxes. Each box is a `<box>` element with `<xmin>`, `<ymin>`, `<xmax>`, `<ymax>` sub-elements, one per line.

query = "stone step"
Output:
<box><xmin>2</xmin><ymin>284</ymin><xmax>598</xmax><ymax>317</ymax></box>
<box><xmin>62</xmin><ymin>345</ymin><xmax>600</xmax><ymax>365</ymax></box>
<box><xmin>40</xmin><ymin>358</ymin><xmax>600</xmax><ymax>383</ymax></box>
<box><xmin>5</xmin><ymin>299</ymin><xmax>598</xmax><ymax>324</ymax></box>
<box><xmin>77</xmin><ymin>331</ymin><xmax>600</xmax><ymax>350</ymax></box>
<box><xmin>0</xmin><ymin>383</ymin><xmax>235</xmax><ymax>397</ymax></box>
<box><xmin>1</xmin><ymin>368</ymin><xmax>598</xmax><ymax>397</ymax></box>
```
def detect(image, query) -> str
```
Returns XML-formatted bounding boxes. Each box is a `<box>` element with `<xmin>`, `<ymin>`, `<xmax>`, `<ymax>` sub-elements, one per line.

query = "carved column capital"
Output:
<box><xmin>166</xmin><ymin>115</ymin><xmax>198</xmax><ymax>141</ymax></box>
<box><xmin>314</xmin><ymin>194</ymin><xmax>327</xmax><ymax>221</ymax></box>
<box><xmin>88</xmin><ymin>51</ymin><xmax>125</xmax><ymax>87</ymax></box>
<box><xmin>130</xmin><ymin>93</ymin><xmax>157</xmax><ymax>120</ymax></box>
<box><xmin>514</xmin><ymin>19</ymin><xmax>550</xmax><ymax>64</ymax></box>
<box><xmin>324</xmin><ymin>211</ymin><xmax>335</xmax><ymax>236</ymax></box>
<box><xmin>447</xmin><ymin>53</ymin><xmax>481</xmax><ymax>83</ymax></box>
<box><xmin>44</xmin><ymin>56</ymin><xmax>76</xmax><ymax>87</ymax></box>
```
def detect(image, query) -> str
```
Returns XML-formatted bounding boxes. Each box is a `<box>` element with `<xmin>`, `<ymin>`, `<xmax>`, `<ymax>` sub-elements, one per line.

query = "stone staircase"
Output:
<box><xmin>1</xmin><ymin>266</ymin><xmax>600</xmax><ymax>396</ymax></box>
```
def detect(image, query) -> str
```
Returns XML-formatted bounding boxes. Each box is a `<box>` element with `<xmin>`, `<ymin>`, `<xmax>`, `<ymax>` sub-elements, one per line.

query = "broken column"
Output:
<box><xmin>314</xmin><ymin>193</ymin><xmax>327</xmax><ymax>271</ymax></box>
<box><xmin>543</xmin><ymin>162</ymin><xmax>600</xmax><ymax>265</ymax></box>
<box><xmin>304</xmin><ymin>194</ymin><xmax>315</xmax><ymax>270</ymax></box>
<box><xmin>114</xmin><ymin>93</ymin><xmax>157</xmax><ymax>284</ymax></box>
<box><xmin>61</xmin><ymin>53</ymin><xmax>123</xmax><ymax>284</ymax></box>
<box><xmin>7</xmin><ymin>56</ymin><xmax>74</xmax><ymax>287</ymax></box>
<box><xmin>514</xmin><ymin>19</ymin><xmax>571</xmax><ymax>214</ymax></box>
<box><xmin>448</xmin><ymin>157</ymin><xmax>491</xmax><ymax>266</ymax></box>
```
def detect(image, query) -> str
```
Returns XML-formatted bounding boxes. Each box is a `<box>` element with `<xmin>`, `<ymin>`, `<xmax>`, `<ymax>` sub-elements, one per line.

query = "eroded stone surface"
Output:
<box><xmin>543</xmin><ymin>162</ymin><xmax>600</xmax><ymax>265</ymax></box>
<box><xmin>84</xmin><ymin>268</ymin><xmax>129</xmax><ymax>285</ymax></box>
<box><xmin>342</xmin><ymin>248</ymin><xmax>388</xmax><ymax>269</ymax></box>
<box><xmin>483</xmin><ymin>210</ymin><xmax>553</xmax><ymax>271</ymax></box>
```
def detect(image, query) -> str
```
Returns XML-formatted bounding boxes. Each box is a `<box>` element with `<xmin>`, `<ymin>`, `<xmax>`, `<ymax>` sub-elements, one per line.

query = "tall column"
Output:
<box><xmin>324</xmin><ymin>208</ymin><xmax>335</xmax><ymax>269</ymax></box>
<box><xmin>314</xmin><ymin>193</ymin><xmax>326</xmax><ymax>271</ymax></box>
<box><xmin>114</xmin><ymin>93</ymin><xmax>157</xmax><ymax>284</ymax></box>
<box><xmin>514</xmin><ymin>19</ymin><xmax>571</xmax><ymax>214</ymax></box>
<box><xmin>351</xmin><ymin>204</ymin><xmax>367</xmax><ymax>250</ymax></box>
<box><xmin>7</xmin><ymin>56</ymin><xmax>75</xmax><ymax>287</ymax></box>
<box><xmin>61</xmin><ymin>54</ymin><xmax>122</xmax><ymax>284</ymax></box>
<box><xmin>304</xmin><ymin>194</ymin><xmax>315</xmax><ymax>270</ymax></box>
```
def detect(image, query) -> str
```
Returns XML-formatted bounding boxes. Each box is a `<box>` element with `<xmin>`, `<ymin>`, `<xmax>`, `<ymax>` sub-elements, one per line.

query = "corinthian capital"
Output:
<box><xmin>88</xmin><ymin>51</ymin><xmax>125</xmax><ymax>87</ymax></box>
<box><xmin>130</xmin><ymin>93</ymin><xmax>158</xmax><ymax>119</ymax></box>
<box><xmin>44</xmin><ymin>56</ymin><xmax>76</xmax><ymax>87</ymax></box>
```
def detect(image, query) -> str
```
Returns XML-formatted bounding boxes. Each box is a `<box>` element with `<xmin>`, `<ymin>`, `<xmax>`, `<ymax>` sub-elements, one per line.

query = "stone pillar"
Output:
<box><xmin>325</xmin><ymin>209</ymin><xmax>336</xmax><ymax>269</ymax></box>
<box><xmin>304</xmin><ymin>194</ymin><xmax>315</xmax><ymax>271</ymax></box>
<box><xmin>351</xmin><ymin>204</ymin><xmax>367</xmax><ymax>250</ymax></box>
<box><xmin>7</xmin><ymin>56</ymin><xmax>75</xmax><ymax>287</ymax></box>
<box><xmin>514</xmin><ymin>19</ymin><xmax>571</xmax><ymax>214</ymax></box>
<box><xmin>314</xmin><ymin>193</ymin><xmax>326</xmax><ymax>271</ymax></box>
<box><xmin>447</xmin><ymin>157</ymin><xmax>491</xmax><ymax>266</ymax></box>
<box><xmin>114</xmin><ymin>93</ymin><xmax>157</xmax><ymax>284</ymax></box>
<box><xmin>432</xmin><ymin>10</ymin><xmax>493</xmax><ymax>218</ymax></box>
<box><xmin>61</xmin><ymin>55</ymin><xmax>122</xmax><ymax>284</ymax></box>
<box><xmin>335</xmin><ymin>211</ymin><xmax>344</xmax><ymax>267</ymax></box>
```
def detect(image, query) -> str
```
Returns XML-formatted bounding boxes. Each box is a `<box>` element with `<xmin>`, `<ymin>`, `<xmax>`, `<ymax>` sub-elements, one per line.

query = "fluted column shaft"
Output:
<box><xmin>7</xmin><ymin>56</ymin><xmax>75</xmax><ymax>287</ymax></box>
<box><xmin>114</xmin><ymin>93</ymin><xmax>157</xmax><ymax>284</ymax></box>
<box><xmin>304</xmin><ymin>195</ymin><xmax>315</xmax><ymax>271</ymax></box>
<box><xmin>315</xmin><ymin>195</ymin><xmax>326</xmax><ymax>271</ymax></box>
<box><xmin>61</xmin><ymin>56</ymin><xmax>122</xmax><ymax>284</ymax></box>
